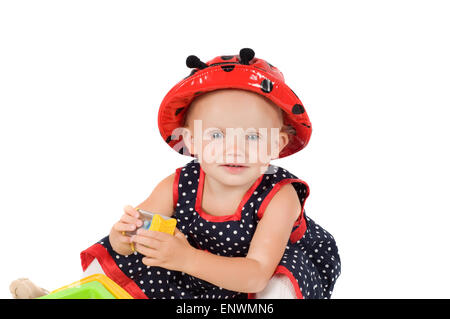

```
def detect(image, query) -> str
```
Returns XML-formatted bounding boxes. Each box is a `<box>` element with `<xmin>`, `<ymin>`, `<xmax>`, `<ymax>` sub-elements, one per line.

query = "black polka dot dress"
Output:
<box><xmin>80</xmin><ymin>159</ymin><xmax>341</xmax><ymax>299</ymax></box>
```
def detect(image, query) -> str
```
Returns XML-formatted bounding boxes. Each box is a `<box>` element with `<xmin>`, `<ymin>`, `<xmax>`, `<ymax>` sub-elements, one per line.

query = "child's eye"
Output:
<box><xmin>247</xmin><ymin>134</ymin><xmax>259</xmax><ymax>141</ymax></box>
<box><xmin>211</xmin><ymin>131</ymin><xmax>224</xmax><ymax>139</ymax></box>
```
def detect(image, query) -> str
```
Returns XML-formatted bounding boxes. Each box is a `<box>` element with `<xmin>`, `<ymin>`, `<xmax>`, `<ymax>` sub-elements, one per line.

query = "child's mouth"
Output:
<box><xmin>220</xmin><ymin>164</ymin><xmax>248</xmax><ymax>174</ymax></box>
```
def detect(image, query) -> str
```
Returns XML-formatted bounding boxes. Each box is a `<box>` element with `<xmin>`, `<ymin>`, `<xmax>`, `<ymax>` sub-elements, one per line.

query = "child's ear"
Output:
<box><xmin>277</xmin><ymin>131</ymin><xmax>290</xmax><ymax>156</ymax></box>
<box><xmin>181</xmin><ymin>127</ymin><xmax>195</xmax><ymax>156</ymax></box>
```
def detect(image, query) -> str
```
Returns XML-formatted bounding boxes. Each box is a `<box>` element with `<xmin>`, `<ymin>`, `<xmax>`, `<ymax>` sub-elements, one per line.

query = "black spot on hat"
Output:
<box><xmin>165</xmin><ymin>135</ymin><xmax>172</xmax><ymax>143</ymax></box>
<box><xmin>184</xmin><ymin>69</ymin><xmax>198</xmax><ymax>80</ymax></box>
<box><xmin>175</xmin><ymin>107</ymin><xmax>184</xmax><ymax>116</ymax></box>
<box><xmin>301</xmin><ymin>123</ymin><xmax>311</xmax><ymax>128</ymax></box>
<box><xmin>221</xmin><ymin>65</ymin><xmax>235</xmax><ymax>72</ymax></box>
<box><xmin>221</xmin><ymin>55</ymin><xmax>234</xmax><ymax>60</ymax></box>
<box><xmin>292</xmin><ymin>104</ymin><xmax>305</xmax><ymax>114</ymax></box>
<box><xmin>260</xmin><ymin>78</ymin><xmax>273</xmax><ymax>93</ymax></box>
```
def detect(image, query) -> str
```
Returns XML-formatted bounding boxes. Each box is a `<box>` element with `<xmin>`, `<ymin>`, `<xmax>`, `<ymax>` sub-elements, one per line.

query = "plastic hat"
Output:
<box><xmin>157</xmin><ymin>48</ymin><xmax>312</xmax><ymax>159</ymax></box>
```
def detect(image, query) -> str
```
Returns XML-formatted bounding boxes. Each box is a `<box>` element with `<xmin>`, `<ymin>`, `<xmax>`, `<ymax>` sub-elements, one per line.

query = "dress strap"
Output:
<box><xmin>172</xmin><ymin>160</ymin><xmax>200</xmax><ymax>210</ymax></box>
<box><xmin>250</xmin><ymin>165</ymin><xmax>310</xmax><ymax>243</ymax></box>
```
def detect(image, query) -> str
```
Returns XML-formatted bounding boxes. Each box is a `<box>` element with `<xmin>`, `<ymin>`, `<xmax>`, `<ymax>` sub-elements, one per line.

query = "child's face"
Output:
<box><xmin>182</xmin><ymin>89</ymin><xmax>289</xmax><ymax>185</ymax></box>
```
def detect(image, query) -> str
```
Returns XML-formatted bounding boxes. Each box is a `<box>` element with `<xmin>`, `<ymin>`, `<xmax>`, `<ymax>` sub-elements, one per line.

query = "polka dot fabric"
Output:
<box><xmin>80</xmin><ymin>159</ymin><xmax>341</xmax><ymax>299</ymax></box>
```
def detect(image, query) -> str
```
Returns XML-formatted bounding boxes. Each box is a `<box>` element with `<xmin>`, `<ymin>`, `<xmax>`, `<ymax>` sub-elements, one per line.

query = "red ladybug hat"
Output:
<box><xmin>158</xmin><ymin>48</ymin><xmax>312</xmax><ymax>158</ymax></box>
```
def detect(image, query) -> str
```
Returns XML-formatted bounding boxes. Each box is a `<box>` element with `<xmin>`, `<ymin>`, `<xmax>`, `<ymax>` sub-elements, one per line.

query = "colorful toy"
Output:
<box><xmin>25</xmin><ymin>210</ymin><xmax>175</xmax><ymax>299</ymax></box>
<box><xmin>37</xmin><ymin>274</ymin><xmax>132</xmax><ymax>299</ymax></box>
<box><xmin>123</xmin><ymin>208</ymin><xmax>177</xmax><ymax>252</ymax></box>
<box><xmin>125</xmin><ymin>208</ymin><xmax>177</xmax><ymax>236</ymax></box>
<box><xmin>148</xmin><ymin>213</ymin><xmax>177</xmax><ymax>234</ymax></box>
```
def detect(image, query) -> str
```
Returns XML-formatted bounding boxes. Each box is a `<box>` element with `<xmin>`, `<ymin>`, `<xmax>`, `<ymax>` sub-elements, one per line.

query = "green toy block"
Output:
<box><xmin>38</xmin><ymin>280</ymin><xmax>116</xmax><ymax>299</ymax></box>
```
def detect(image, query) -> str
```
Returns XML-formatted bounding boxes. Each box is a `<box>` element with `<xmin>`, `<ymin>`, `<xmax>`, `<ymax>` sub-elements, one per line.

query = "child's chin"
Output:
<box><xmin>219</xmin><ymin>175</ymin><xmax>252</xmax><ymax>186</ymax></box>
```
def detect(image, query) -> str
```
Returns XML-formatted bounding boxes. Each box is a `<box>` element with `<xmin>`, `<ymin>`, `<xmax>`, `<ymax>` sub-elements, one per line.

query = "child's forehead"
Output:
<box><xmin>187</xmin><ymin>88</ymin><xmax>283</xmax><ymax>124</ymax></box>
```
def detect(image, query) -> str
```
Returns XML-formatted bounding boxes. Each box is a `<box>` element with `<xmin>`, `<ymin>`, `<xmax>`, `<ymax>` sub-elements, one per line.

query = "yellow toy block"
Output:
<box><xmin>149</xmin><ymin>214</ymin><xmax>177</xmax><ymax>235</ymax></box>
<box><xmin>124</xmin><ymin>209</ymin><xmax>178</xmax><ymax>252</ymax></box>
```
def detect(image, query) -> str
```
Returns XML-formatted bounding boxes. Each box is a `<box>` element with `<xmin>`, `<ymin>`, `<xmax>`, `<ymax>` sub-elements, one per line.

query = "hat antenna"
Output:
<box><xmin>186</xmin><ymin>55</ymin><xmax>208</xmax><ymax>70</ymax></box>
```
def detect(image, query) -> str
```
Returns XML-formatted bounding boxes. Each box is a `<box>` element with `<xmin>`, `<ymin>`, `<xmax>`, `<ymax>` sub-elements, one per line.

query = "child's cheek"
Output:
<box><xmin>266</xmin><ymin>133</ymin><xmax>282</xmax><ymax>159</ymax></box>
<box><xmin>247</xmin><ymin>142</ymin><xmax>260</xmax><ymax>163</ymax></box>
<box><xmin>198</xmin><ymin>138</ymin><xmax>224</xmax><ymax>163</ymax></box>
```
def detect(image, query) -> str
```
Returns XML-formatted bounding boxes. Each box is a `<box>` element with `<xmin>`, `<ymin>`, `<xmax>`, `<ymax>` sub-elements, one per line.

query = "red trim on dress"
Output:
<box><xmin>195</xmin><ymin>165</ymin><xmax>264</xmax><ymax>222</ymax></box>
<box><xmin>256</xmin><ymin>178</ymin><xmax>309</xmax><ymax>243</ymax></box>
<box><xmin>80</xmin><ymin>243</ymin><xmax>148</xmax><ymax>299</ymax></box>
<box><xmin>289</xmin><ymin>218</ymin><xmax>307</xmax><ymax>243</ymax></box>
<box><xmin>173</xmin><ymin>167</ymin><xmax>182</xmax><ymax>210</ymax></box>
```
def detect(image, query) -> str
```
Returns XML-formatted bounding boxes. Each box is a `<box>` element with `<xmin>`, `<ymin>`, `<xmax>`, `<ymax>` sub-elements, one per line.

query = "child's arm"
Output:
<box><xmin>133</xmin><ymin>182</ymin><xmax>301</xmax><ymax>293</ymax></box>
<box><xmin>109</xmin><ymin>172</ymin><xmax>175</xmax><ymax>256</ymax></box>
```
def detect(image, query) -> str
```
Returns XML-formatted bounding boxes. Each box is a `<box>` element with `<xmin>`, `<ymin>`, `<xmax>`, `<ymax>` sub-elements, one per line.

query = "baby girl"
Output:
<box><xmin>12</xmin><ymin>48</ymin><xmax>340</xmax><ymax>299</ymax></box>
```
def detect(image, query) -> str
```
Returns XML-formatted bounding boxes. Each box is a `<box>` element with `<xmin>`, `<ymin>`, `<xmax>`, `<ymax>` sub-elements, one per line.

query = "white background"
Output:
<box><xmin>1</xmin><ymin>0</ymin><xmax>449</xmax><ymax>299</ymax></box>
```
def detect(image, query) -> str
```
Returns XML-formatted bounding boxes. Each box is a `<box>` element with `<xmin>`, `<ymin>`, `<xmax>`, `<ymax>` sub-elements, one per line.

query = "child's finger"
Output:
<box><xmin>132</xmin><ymin>235</ymin><xmax>162</xmax><ymax>250</ymax></box>
<box><xmin>173</xmin><ymin>227</ymin><xmax>184</xmax><ymax>238</ymax></box>
<box><xmin>123</xmin><ymin>205</ymin><xmax>140</xmax><ymax>218</ymax></box>
<box><xmin>120</xmin><ymin>213</ymin><xmax>142</xmax><ymax>227</ymax></box>
<box><xmin>142</xmin><ymin>257</ymin><xmax>159</xmax><ymax>267</ymax></box>
<box><xmin>135</xmin><ymin>243</ymin><xmax>158</xmax><ymax>258</ymax></box>
<box><xmin>136</xmin><ymin>228</ymin><xmax>169</xmax><ymax>241</ymax></box>
<box><xmin>113</xmin><ymin>221</ymin><xmax>137</xmax><ymax>232</ymax></box>
<box><xmin>118</xmin><ymin>233</ymin><xmax>133</xmax><ymax>244</ymax></box>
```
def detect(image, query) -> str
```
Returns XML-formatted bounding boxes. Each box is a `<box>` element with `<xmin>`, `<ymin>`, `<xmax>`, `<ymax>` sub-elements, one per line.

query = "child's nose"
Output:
<box><xmin>224</xmin><ymin>135</ymin><xmax>246</xmax><ymax>159</ymax></box>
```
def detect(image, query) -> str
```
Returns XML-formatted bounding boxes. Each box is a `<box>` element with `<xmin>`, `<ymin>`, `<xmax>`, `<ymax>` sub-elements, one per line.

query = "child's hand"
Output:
<box><xmin>131</xmin><ymin>228</ymin><xmax>196</xmax><ymax>272</ymax></box>
<box><xmin>112</xmin><ymin>205</ymin><xmax>143</xmax><ymax>244</ymax></box>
